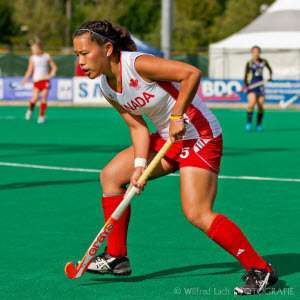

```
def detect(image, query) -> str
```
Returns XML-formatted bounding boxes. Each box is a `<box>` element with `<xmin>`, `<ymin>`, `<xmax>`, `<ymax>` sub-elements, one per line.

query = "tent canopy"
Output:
<box><xmin>131</xmin><ymin>35</ymin><xmax>163</xmax><ymax>57</ymax></box>
<box><xmin>209</xmin><ymin>0</ymin><xmax>300</xmax><ymax>79</ymax></box>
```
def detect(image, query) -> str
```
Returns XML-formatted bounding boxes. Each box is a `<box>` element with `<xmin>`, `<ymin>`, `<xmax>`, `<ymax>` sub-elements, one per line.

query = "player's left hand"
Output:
<box><xmin>169</xmin><ymin>119</ymin><xmax>186</xmax><ymax>143</ymax></box>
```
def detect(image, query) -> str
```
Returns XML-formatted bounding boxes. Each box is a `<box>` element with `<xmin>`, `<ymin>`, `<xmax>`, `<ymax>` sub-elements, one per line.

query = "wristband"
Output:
<box><xmin>134</xmin><ymin>158</ymin><xmax>147</xmax><ymax>168</ymax></box>
<box><xmin>172</xmin><ymin>118</ymin><xmax>185</xmax><ymax>122</ymax></box>
<box><xmin>170</xmin><ymin>115</ymin><xmax>183</xmax><ymax>120</ymax></box>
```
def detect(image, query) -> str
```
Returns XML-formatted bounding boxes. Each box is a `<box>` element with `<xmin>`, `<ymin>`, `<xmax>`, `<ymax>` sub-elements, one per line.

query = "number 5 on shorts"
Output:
<box><xmin>180</xmin><ymin>147</ymin><xmax>190</xmax><ymax>159</ymax></box>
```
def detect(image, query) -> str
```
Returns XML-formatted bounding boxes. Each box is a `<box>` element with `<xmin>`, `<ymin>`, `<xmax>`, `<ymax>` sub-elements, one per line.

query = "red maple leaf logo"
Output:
<box><xmin>129</xmin><ymin>79</ymin><xmax>139</xmax><ymax>88</ymax></box>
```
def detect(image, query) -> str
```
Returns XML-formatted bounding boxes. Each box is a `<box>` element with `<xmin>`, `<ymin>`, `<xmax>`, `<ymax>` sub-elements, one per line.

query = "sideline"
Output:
<box><xmin>0</xmin><ymin>162</ymin><xmax>299</xmax><ymax>182</ymax></box>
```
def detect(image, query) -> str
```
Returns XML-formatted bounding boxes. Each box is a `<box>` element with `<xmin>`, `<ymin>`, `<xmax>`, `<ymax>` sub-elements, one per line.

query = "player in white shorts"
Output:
<box><xmin>22</xmin><ymin>42</ymin><xmax>57</xmax><ymax>123</ymax></box>
<box><xmin>73</xmin><ymin>20</ymin><xmax>277</xmax><ymax>295</ymax></box>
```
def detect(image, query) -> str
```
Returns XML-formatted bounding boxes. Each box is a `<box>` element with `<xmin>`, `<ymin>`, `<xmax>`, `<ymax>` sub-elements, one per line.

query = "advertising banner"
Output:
<box><xmin>0</xmin><ymin>77</ymin><xmax>72</xmax><ymax>101</ymax></box>
<box><xmin>1</xmin><ymin>77</ymin><xmax>299</xmax><ymax>105</ymax></box>
<box><xmin>73</xmin><ymin>77</ymin><xmax>107</xmax><ymax>104</ymax></box>
<box><xmin>198</xmin><ymin>78</ymin><xmax>300</xmax><ymax>104</ymax></box>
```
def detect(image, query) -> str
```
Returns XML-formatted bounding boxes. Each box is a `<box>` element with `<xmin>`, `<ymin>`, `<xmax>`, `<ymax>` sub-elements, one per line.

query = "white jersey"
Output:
<box><xmin>100</xmin><ymin>51</ymin><xmax>222</xmax><ymax>140</ymax></box>
<box><xmin>31</xmin><ymin>53</ymin><xmax>50</xmax><ymax>82</ymax></box>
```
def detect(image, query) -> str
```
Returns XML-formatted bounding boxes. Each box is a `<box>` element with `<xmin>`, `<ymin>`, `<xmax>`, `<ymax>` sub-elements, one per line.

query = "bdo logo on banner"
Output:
<box><xmin>198</xmin><ymin>79</ymin><xmax>244</xmax><ymax>101</ymax></box>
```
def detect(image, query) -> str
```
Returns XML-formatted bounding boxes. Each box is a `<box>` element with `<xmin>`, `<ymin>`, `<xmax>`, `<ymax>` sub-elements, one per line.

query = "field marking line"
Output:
<box><xmin>0</xmin><ymin>162</ymin><xmax>299</xmax><ymax>182</ymax></box>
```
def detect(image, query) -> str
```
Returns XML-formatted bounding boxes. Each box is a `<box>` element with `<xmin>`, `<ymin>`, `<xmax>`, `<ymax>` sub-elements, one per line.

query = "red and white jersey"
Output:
<box><xmin>100</xmin><ymin>51</ymin><xmax>222</xmax><ymax>140</ymax></box>
<box><xmin>31</xmin><ymin>53</ymin><xmax>50</xmax><ymax>82</ymax></box>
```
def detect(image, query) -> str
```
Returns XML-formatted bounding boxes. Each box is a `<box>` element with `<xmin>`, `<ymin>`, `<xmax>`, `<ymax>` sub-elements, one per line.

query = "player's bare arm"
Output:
<box><xmin>135</xmin><ymin>55</ymin><xmax>201</xmax><ymax>142</ymax></box>
<box><xmin>22</xmin><ymin>57</ymin><xmax>34</xmax><ymax>84</ymax></box>
<box><xmin>104</xmin><ymin>94</ymin><xmax>150</xmax><ymax>193</ymax></box>
<box><xmin>48</xmin><ymin>55</ymin><xmax>57</xmax><ymax>78</ymax></box>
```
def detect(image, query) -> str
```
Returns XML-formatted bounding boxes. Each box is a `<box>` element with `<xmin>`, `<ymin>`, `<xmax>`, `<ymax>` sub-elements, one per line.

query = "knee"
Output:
<box><xmin>183</xmin><ymin>209</ymin><xmax>215</xmax><ymax>232</ymax></box>
<box><xmin>100</xmin><ymin>166</ymin><xmax>114</xmax><ymax>187</ymax></box>
<box><xmin>100</xmin><ymin>165</ymin><xmax>128</xmax><ymax>190</ymax></box>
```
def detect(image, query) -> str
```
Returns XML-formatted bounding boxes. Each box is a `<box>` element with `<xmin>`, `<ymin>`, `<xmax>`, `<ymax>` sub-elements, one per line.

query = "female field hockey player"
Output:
<box><xmin>74</xmin><ymin>20</ymin><xmax>278</xmax><ymax>295</ymax></box>
<box><xmin>244</xmin><ymin>46</ymin><xmax>272</xmax><ymax>131</ymax></box>
<box><xmin>23</xmin><ymin>42</ymin><xmax>57</xmax><ymax>123</ymax></box>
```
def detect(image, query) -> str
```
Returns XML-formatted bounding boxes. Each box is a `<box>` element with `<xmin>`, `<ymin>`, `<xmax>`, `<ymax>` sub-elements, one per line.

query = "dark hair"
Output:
<box><xmin>74</xmin><ymin>20</ymin><xmax>137</xmax><ymax>55</ymax></box>
<box><xmin>251</xmin><ymin>45</ymin><xmax>261</xmax><ymax>52</ymax></box>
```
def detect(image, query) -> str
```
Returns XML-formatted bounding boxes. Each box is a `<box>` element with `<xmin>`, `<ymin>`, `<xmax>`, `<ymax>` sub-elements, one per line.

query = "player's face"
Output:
<box><xmin>31</xmin><ymin>45</ymin><xmax>42</xmax><ymax>55</ymax></box>
<box><xmin>74</xmin><ymin>35</ymin><xmax>109</xmax><ymax>79</ymax></box>
<box><xmin>251</xmin><ymin>48</ymin><xmax>260</xmax><ymax>60</ymax></box>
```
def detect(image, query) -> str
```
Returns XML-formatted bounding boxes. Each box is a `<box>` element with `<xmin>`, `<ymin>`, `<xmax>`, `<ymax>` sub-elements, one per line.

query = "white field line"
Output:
<box><xmin>0</xmin><ymin>162</ymin><xmax>299</xmax><ymax>183</ymax></box>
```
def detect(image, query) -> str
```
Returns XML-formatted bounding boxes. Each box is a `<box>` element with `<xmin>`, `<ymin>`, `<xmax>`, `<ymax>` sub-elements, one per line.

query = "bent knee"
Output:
<box><xmin>100</xmin><ymin>166</ymin><xmax>115</xmax><ymax>186</ymax></box>
<box><xmin>100</xmin><ymin>165</ymin><xmax>129</xmax><ymax>191</ymax></box>
<box><xmin>184</xmin><ymin>210</ymin><xmax>215</xmax><ymax>232</ymax></box>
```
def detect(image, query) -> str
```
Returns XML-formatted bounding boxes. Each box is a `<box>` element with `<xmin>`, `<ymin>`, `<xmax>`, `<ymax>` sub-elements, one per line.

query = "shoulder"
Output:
<box><xmin>261</xmin><ymin>58</ymin><xmax>269</xmax><ymax>65</ymax></box>
<box><xmin>121</xmin><ymin>51</ymin><xmax>150</xmax><ymax>66</ymax></box>
<box><xmin>245</xmin><ymin>60</ymin><xmax>252</xmax><ymax>68</ymax></box>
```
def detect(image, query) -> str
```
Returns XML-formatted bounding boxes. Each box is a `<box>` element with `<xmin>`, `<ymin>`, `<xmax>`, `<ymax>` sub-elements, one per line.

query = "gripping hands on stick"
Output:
<box><xmin>65</xmin><ymin>138</ymin><xmax>173</xmax><ymax>279</ymax></box>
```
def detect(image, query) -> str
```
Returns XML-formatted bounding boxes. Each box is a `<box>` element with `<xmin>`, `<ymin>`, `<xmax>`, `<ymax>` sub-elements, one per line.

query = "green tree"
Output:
<box><xmin>173</xmin><ymin>0</ymin><xmax>222</xmax><ymax>49</ymax></box>
<box><xmin>12</xmin><ymin>0</ymin><xmax>67</xmax><ymax>46</ymax></box>
<box><xmin>0</xmin><ymin>2</ymin><xmax>16</xmax><ymax>44</ymax></box>
<box><xmin>72</xmin><ymin>0</ymin><xmax>126</xmax><ymax>35</ymax></box>
<box><xmin>210</xmin><ymin>0</ymin><xmax>276</xmax><ymax>43</ymax></box>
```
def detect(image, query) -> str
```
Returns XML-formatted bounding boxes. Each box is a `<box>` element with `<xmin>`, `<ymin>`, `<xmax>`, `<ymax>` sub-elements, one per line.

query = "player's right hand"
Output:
<box><xmin>127</xmin><ymin>167</ymin><xmax>147</xmax><ymax>195</ymax></box>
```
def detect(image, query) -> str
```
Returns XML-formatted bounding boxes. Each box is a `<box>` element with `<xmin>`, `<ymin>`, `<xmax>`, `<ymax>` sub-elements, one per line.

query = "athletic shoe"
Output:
<box><xmin>37</xmin><ymin>116</ymin><xmax>45</xmax><ymax>123</ymax></box>
<box><xmin>256</xmin><ymin>125</ymin><xmax>263</xmax><ymax>131</ymax></box>
<box><xmin>234</xmin><ymin>264</ymin><xmax>278</xmax><ymax>295</ymax></box>
<box><xmin>246</xmin><ymin>123</ymin><xmax>252</xmax><ymax>131</ymax></box>
<box><xmin>84</xmin><ymin>251</ymin><xmax>132</xmax><ymax>276</ymax></box>
<box><xmin>25</xmin><ymin>110</ymin><xmax>32</xmax><ymax>120</ymax></box>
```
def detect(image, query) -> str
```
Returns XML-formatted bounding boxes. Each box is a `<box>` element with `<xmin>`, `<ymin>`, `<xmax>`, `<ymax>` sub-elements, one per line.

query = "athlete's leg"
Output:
<box><xmin>25</xmin><ymin>88</ymin><xmax>39</xmax><ymax>120</ymax></box>
<box><xmin>39</xmin><ymin>88</ymin><xmax>48</xmax><ymax>117</ymax></box>
<box><xmin>256</xmin><ymin>96</ymin><xmax>265</xmax><ymax>130</ymax></box>
<box><xmin>246</xmin><ymin>93</ymin><xmax>257</xmax><ymax>131</ymax></box>
<box><xmin>180</xmin><ymin>167</ymin><xmax>271</xmax><ymax>273</ymax></box>
<box><xmin>100</xmin><ymin>146</ymin><xmax>173</xmax><ymax>258</ymax></box>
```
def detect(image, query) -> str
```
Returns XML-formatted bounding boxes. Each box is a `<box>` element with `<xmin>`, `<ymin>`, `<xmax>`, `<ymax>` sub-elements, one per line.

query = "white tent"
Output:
<box><xmin>209</xmin><ymin>0</ymin><xmax>300</xmax><ymax>80</ymax></box>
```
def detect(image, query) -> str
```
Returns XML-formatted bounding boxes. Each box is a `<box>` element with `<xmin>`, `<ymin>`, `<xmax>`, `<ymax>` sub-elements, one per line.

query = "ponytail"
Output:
<box><xmin>114</xmin><ymin>26</ymin><xmax>137</xmax><ymax>52</ymax></box>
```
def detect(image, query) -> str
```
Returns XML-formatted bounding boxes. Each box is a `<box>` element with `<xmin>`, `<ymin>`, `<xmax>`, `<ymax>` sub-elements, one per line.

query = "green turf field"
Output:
<box><xmin>0</xmin><ymin>106</ymin><xmax>299</xmax><ymax>300</ymax></box>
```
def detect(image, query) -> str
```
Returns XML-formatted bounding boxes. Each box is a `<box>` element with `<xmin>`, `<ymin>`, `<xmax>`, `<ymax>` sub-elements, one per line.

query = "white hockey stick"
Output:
<box><xmin>222</xmin><ymin>80</ymin><xmax>265</xmax><ymax>97</ymax></box>
<box><xmin>65</xmin><ymin>138</ymin><xmax>173</xmax><ymax>279</ymax></box>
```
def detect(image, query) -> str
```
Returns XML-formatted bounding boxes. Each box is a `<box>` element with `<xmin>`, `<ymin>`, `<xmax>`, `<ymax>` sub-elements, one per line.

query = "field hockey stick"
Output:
<box><xmin>221</xmin><ymin>80</ymin><xmax>265</xmax><ymax>97</ymax></box>
<box><xmin>65</xmin><ymin>138</ymin><xmax>173</xmax><ymax>279</ymax></box>
<box><xmin>279</xmin><ymin>94</ymin><xmax>300</xmax><ymax>109</ymax></box>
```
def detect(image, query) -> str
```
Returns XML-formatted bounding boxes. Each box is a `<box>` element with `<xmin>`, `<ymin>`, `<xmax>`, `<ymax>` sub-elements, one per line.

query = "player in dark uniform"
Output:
<box><xmin>244</xmin><ymin>46</ymin><xmax>272</xmax><ymax>131</ymax></box>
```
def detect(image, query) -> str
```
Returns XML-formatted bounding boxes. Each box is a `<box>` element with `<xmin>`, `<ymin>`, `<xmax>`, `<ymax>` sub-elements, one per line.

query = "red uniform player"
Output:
<box><xmin>73</xmin><ymin>20</ymin><xmax>278</xmax><ymax>295</ymax></box>
<box><xmin>23</xmin><ymin>42</ymin><xmax>57</xmax><ymax>123</ymax></box>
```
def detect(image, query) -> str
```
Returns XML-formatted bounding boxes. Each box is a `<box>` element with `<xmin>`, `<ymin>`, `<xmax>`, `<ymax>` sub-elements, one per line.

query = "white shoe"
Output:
<box><xmin>25</xmin><ymin>110</ymin><xmax>32</xmax><ymax>120</ymax></box>
<box><xmin>37</xmin><ymin>116</ymin><xmax>45</xmax><ymax>123</ymax></box>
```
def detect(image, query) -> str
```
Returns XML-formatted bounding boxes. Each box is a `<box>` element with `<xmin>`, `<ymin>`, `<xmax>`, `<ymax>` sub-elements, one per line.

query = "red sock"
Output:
<box><xmin>102</xmin><ymin>194</ymin><xmax>130</xmax><ymax>258</ymax></box>
<box><xmin>39</xmin><ymin>102</ymin><xmax>47</xmax><ymax>116</ymax></box>
<box><xmin>29</xmin><ymin>101</ymin><xmax>35</xmax><ymax>111</ymax></box>
<box><xmin>207</xmin><ymin>214</ymin><xmax>271</xmax><ymax>273</ymax></box>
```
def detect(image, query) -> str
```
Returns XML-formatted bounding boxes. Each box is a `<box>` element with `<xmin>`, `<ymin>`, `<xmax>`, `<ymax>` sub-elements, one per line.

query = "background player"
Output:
<box><xmin>22</xmin><ymin>42</ymin><xmax>57</xmax><ymax>123</ymax></box>
<box><xmin>73</xmin><ymin>20</ymin><xmax>278</xmax><ymax>295</ymax></box>
<box><xmin>244</xmin><ymin>46</ymin><xmax>272</xmax><ymax>131</ymax></box>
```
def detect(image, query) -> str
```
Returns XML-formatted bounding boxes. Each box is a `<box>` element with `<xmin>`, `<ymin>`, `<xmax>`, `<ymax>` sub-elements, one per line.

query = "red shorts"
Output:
<box><xmin>34</xmin><ymin>80</ymin><xmax>50</xmax><ymax>90</ymax></box>
<box><xmin>150</xmin><ymin>132</ymin><xmax>223</xmax><ymax>174</ymax></box>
